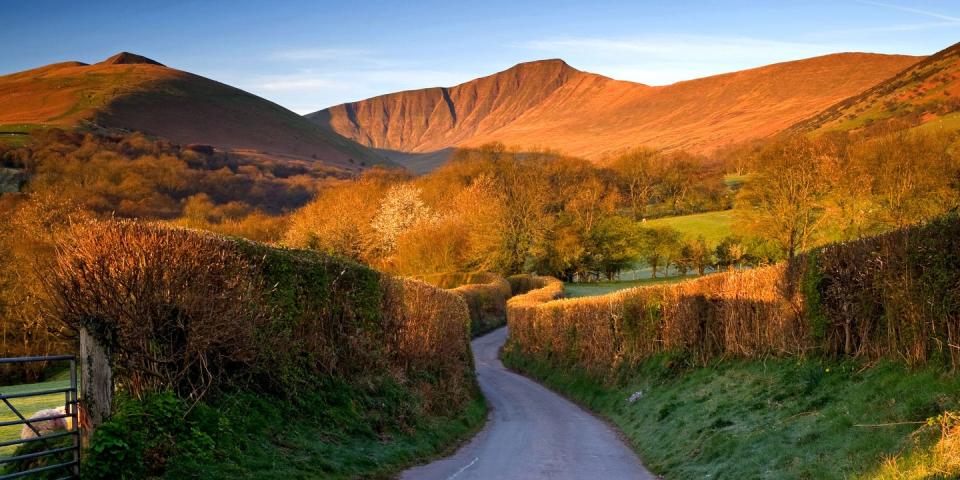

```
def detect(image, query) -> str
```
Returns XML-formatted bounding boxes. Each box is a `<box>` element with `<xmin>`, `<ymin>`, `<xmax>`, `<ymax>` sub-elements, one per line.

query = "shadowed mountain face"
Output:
<box><xmin>0</xmin><ymin>53</ymin><xmax>383</xmax><ymax>168</ymax></box>
<box><xmin>310</xmin><ymin>53</ymin><xmax>922</xmax><ymax>166</ymax></box>
<box><xmin>794</xmin><ymin>42</ymin><xmax>960</xmax><ymax>134</ymax></box>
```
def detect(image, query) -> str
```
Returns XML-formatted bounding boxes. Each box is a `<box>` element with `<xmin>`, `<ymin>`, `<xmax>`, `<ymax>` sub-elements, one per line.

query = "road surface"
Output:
<box><xmin>401</xmin><ymin>327</ymin><xmax>655</xmax><ymax>480</ymax></box>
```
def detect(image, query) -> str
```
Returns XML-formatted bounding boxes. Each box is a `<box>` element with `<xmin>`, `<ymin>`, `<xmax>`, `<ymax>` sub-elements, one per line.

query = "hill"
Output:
<box><xmin>0</xmin><ymin>52</ymin><xmax>384</xmax><ymax>169</ymax></box>
<box><xmin>310</xmin><ymin>53</ymin><xmax>920</xmax><ymax>170</ymax></box>
<box><xmin>794</xmin><ymin>42</ymin><xmax>960</xmax><ymax>134</ymax></box>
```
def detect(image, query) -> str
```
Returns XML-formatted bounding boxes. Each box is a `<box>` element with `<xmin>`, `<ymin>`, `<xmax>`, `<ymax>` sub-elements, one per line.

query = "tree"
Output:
<box><xmin>685</xmin><ymin>235</ymin><xmax>714</xmax><ymax>276</ymax></box>
<box><xmin>639</xmin><ymin>227</ymin><xmax>681</xmax><ymax>279</ymax></box>
<box><xmin>738</xmin><ymin>136</ymin><xmax>830</xmax><ymax>259</ymax></box>
<box><xmin>715</xmin><ymin>236</ymin><xmax>746</xmax><ymax>271</ymax></box>
<box><xmin>609</xmin><ymin>147</ymin><xmax>660</xmax><ymax>219</ymax></box>
<box><xmin>591</xmin><ymin>215</ymin><xmax>644</xmax><ymax>280</ymax></box>
<box><xmin>862</xmin><ymin>130</ymin><xmax>957</xmax><ymax>229</ymax></box>
<box><xmin>371</xmin><ymin>184</ymin><xmax>434</xmax><ymax>255</ymax></box>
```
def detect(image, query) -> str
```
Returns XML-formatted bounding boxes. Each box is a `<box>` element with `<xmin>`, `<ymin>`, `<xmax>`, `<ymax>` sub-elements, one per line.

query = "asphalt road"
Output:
<box><xmin>401</xmin><ymin>327</ymin><xmax>656</xmax><ymax>480</ymax></box>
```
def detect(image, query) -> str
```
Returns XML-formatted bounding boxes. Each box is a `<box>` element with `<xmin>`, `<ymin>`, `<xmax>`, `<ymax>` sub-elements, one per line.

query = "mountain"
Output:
<box><xmin>793</xmin><ymin>42</ymin><xmax>960</xmax><ymax>134</ymax></box>
<box><xmin>310</xmin><ymin>53</ymin><xmax>920</xmax><ymax>171</ymax></box>
<box><xmin>0</xmin><ymin>52</ymin><xmax>383</xmax><ymax>168</ymax></box>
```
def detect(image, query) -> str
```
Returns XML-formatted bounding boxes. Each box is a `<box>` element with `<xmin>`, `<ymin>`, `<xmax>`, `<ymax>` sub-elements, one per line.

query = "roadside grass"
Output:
<box><xmin>503</xmin><ymin>350</ymin><xmax>960</xmax><ymax>479</ymax></box>
<box><xmin>564</xmin><ymin>275</ymin><xmax>697</xmax><ymax>298</ymax></box>
<box><xmin>643</xmin><ymin>210</ymin><xmax>739</xmax><ymax>244</ymax></box>
<box><xmin>0</xmin><ymin>370</ymin><xmax>72</xmax><ymax>457</ymax></box>
<box><xmin>156</xmin><ymin>388</ymin><xmax>487</xmax><ymax>480</ymax></box>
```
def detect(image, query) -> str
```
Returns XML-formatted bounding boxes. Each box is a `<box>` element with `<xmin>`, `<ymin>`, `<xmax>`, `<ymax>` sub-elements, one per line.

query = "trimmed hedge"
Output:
<box><xmin>417</xmin><ymin>272</ymin><xmax>513</xmax><ymax>336</ymax></box>
<box><xmin>49</xmin><ymin>221</ymin><xmax>473</xmax><ymax>410</ymax></box>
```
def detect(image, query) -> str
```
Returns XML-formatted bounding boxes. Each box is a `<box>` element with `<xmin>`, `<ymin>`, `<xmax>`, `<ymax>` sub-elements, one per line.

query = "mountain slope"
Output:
<box><xmin>311</xmin><ymin>53</ymin><xmax>921</xmax><ymax>167</ymax></box>
<box><xmin>0</xmin><ymin>52</ymin><xmax>383</xmax><ymax>168</ymax></box>
<box><xmin>793</xmin><ymin>42</ymin><xmax>960</xmax><ymax>134</ymax></box>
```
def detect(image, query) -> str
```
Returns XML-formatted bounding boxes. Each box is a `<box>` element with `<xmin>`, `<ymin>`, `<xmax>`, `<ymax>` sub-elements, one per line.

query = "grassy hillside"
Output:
<box><xmin>795</xmin><ymin>42</ymin><xmax>960</xmax><ymax>135</ymax></box>
<box><xmin>0</xmin><ymin>53</ymin><xmax>384</xmax><ymax>168</ymax></box>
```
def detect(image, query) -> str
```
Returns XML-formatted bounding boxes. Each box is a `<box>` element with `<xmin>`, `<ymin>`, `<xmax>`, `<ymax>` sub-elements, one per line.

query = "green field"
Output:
<box><xmin>0</xmin><ymin>370</ymin><xmax>72</xmax><ymax>457</ymax></box>
<box><xmin>723</xmin><ymin>173</ymin><xmax>751</xmax><ymax>189</ymax></box>
<box><xmin>565</xmin><ymin>275</ymin><xmax>698</xmax><ymax>298</ymax></box>
<box><xmin>643</xmin><ymin>209</ymin><xmax>739</xmax><ymax>244</ymax></box>
<box><xmin>0</xmin><ymin>124</ymin><xmax>44</xmax><ymax>147</ymax></box>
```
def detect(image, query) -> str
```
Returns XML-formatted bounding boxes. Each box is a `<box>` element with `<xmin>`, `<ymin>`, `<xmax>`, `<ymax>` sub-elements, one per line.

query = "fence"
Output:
<box><xmin>0</xmin><ymin>356</ymin><xmax>80</xmax><ymax>480</ymax></box>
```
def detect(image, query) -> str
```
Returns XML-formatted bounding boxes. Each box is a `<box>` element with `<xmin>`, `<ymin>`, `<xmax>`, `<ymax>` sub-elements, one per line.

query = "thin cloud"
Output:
<box><xmin>254</xmin><ymin>75</ymin><xmax>352</xmax><ymax>92</ymax></box>
<box><xmin>515</xmin><ymin>34</ymin><xmax>847</xmax><ymax>85</ymax></box>
<box><xmin>519</xmin><ymin>35</ymin><xmax>839</xmax><ymax>58</ymax></box>
<box><xmin>243</xmin><ymin>67</ymin><xmax>471</xmax><ymax>113</ymax></box>
<box><xmin>854</xmin><ymin>0</ymin><xmax>960</xmax><ymax>23</ymax></box>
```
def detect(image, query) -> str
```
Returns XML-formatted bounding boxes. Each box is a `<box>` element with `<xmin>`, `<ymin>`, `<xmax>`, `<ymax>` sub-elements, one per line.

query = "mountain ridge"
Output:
<box><xmin>311</xmin><ymin>52</ymin><xmax>922</xmax><ymax>169</ymax></box>
<box><xmin>0</xmin><ymin>53</ymin><xmax>384</xmax><ymax>169</ymax></box>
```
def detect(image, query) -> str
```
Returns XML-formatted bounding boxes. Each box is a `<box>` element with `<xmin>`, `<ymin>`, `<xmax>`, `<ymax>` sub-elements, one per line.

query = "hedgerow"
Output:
<box><xmin>507</xmin><ymin>214</ymin><xmax>960</xmax><ymax>378</ymax></box>
<box><xmin>45</xmin><ymin>221</ymin><xmax>476</xmax><ymax>477</ymax></box>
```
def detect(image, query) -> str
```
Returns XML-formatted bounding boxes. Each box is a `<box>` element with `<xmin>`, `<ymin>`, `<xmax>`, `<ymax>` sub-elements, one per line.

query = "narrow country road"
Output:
<box><xmin>401</xmin><ymin>327</ymin><xmax>655</xmax><ymax>480</ymax></box>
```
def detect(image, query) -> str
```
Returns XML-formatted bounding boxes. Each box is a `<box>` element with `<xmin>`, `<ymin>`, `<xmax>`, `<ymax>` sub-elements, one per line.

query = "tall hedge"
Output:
<box><xmin>49</xmin><ymin>221</ymin><xmax>472</xmax><ymax>412</ymax></box>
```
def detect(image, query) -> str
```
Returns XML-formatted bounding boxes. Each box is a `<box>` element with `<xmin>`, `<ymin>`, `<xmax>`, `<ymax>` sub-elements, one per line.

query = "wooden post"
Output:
<box><xmin>79</xmin><ymin>328</ymin><xmax>112</xmax><ymax>441</ymax></box>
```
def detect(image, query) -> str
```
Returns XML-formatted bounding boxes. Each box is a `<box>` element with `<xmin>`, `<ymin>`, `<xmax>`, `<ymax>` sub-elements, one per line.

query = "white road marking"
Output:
<box><xmin>446</xmin><ymin>457</ymin><xmax>479</xmax><ymax>480</ymax></box>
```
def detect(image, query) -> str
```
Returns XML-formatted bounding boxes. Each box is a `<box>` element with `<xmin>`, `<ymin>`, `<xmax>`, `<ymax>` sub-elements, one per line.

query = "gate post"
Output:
<box><xmin>79</xmin><ymin>327</ymin><xmax>112</xmax><ymax>440</ymax></box>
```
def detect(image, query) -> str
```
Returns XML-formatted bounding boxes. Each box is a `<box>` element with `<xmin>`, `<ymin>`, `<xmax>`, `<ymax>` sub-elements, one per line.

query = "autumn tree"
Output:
<box><xmin>684</xmin><ymin>235</ymin><xmax>715</xmax><ymax>276</ymax></box>
<box><xmin>860</xmin><ymin>130</ymin><xmax>958</xmax><ymax>229</ymax></box>
<box><xmin>0</xmin><ymin>194</ymin><xmax>91</xmax><ymax>381</ymax></box>
<box><xmin>738</xmin><ymin>136</ymin><xmax>830</xmax><ymax>259</ymax></box>
<box><xmin>639</xmin><ymin>227</ymin><xmax>681</xmax><ymax>279</ymax></box>
<box><xmin>609</xmin><ymin>147</ymin><xmax>660</xmax><ymax>219</ymax></box>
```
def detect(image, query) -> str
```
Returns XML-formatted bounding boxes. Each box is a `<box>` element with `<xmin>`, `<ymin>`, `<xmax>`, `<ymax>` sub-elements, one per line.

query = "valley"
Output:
<box><xmin>1</xmin><ymin>10</ymin><xmax>960</xmax><ymax>479</ymax></box>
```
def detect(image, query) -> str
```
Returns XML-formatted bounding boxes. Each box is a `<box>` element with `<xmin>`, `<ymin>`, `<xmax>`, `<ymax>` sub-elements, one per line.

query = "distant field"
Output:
<box><xmin>565</xmin><ymin>274</ymin><xmax>699</xmax><ymax>298</ymax></box>
<box><xmin>0</xmin><ymin>124</ymin><xmax>42</xmax><ymax>147</ymax></box>
<box><xmin>643</xmin><ymin>210</ymin><xmax>739</xmax><ymax>244</ymax></box>
<box><xmin>0</xmin><ymin>370</ymin><xmax>72</xmax><ymax>457</ymax></box>
<box><xmin>723</xmin><ymin>173</ymin><xmax>751</xmax><ymax>188</ymax></box>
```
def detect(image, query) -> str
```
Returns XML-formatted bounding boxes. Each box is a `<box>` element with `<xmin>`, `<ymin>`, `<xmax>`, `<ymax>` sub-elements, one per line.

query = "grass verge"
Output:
<box><xmin>503</xmin><ymin>349</ymin><xmax>960</xmax><ymax>479</ymax></box>
<box><xmin>82</xmin><ymin>382</ymin><xmax>486</xmax><ymax>480</ymax></box>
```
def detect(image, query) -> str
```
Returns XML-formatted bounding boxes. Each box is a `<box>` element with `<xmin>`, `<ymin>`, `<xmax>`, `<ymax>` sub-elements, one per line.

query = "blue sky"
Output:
<box><xmin>3</xmin><ymin>0</ymin><xmax>959</xmax><ymax>113</ymax></box>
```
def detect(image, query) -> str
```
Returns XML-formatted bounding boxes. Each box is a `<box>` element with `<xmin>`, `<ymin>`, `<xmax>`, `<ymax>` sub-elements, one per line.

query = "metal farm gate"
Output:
<box><xmin>0</xmin><ymin>356</ymin><xmax>80</xmax><ymax>479</ymax></box>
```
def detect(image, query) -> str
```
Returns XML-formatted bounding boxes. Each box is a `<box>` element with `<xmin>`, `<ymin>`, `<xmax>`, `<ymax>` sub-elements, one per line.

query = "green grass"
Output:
<box><xmin>81</xmin><ymin>378</ymin><xmax>487</xmax><ymax>479</ymax></box>
<box><xmin>723</xmin><ymin>173</ymin><xmax>751</xmax><ymax>189</ymax></box>
<box><xmin>643</xmin><ymin>210</ymin><xmax>739</xmax><ymax>244</ymax></box>
<box><xmin>0</xmin><ymin>372</ymin><xmax>72</xmax><ymax>457</ymax></box>
<box><xmin>0</xmin><ymin>123</ymin><xmax>43</xmax><ymax>147</ymax></box>
<box><xmin>565</xmin><ymin>275</ymin><xmax>698</xmax><ymax>298</ymax></box>
<box><xmin>504</xmin><ymin>350</ymin><xmax>960</xmax><ymax>479</ymax></box>
<box><xmin>913</xmin><ymin>111</ymin><xmax>960</xmax><ymax>134</ymax></box>
<box><xmin>163</xmin><ymin>392</ymin><xmax>487</xmax><ymax>480</ymax></box>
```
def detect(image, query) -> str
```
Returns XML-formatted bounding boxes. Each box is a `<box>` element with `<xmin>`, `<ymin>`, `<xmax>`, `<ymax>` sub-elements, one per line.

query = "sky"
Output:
<box><xmin>3</xmin><ymin>0</ymin><xmax>959</xmax><ymax>114</ymax></box>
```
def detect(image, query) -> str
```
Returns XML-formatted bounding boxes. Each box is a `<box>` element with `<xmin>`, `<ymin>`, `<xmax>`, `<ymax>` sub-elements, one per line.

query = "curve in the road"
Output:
<box><xmin>402</xmin><ymin>327</ymin><xmax>656</xmax><ymax>480</ymax></box>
